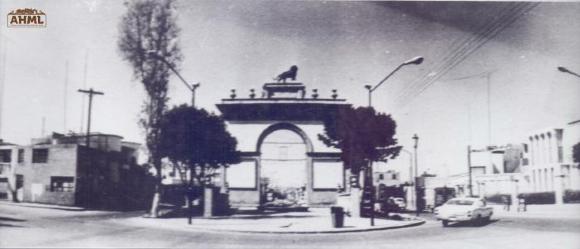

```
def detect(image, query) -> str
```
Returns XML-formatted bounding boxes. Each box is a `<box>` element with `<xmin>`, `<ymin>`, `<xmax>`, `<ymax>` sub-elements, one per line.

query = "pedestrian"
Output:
<box><xmin>502</xmin><ymin>196</ymin><xmax>510</xmax><ymax>211</ymax></box>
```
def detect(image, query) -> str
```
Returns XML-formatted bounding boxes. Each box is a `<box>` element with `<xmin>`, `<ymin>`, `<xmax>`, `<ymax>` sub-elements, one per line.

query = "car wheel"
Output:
<box><xmin>442</xmin><ymin>220</ymin><xmax>449</xmax><ymax>227</ymax></box>
<box><xmin>475</xmin><ymin>215</ymin><xmax>483</xmax><ymax>226</ymax></box>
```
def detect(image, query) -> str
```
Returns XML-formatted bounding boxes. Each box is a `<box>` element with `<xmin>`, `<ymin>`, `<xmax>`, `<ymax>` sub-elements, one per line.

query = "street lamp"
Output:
<box><xmin>147</xmin><ymin>51</ymin><xmax>200</xmax><ymax>107</ymax></box>
<box><xmin>412</xmin><ymin>134</ymin><xmax>420</xmax><ymax>216</ymax></box>
<box><xmin>365</xmin><ymin>56</ymin><xmax>424</xmax><ymax>107</ymax></box>
<box><xmin>557</xmin><ymin>66</ymin><xmax>580</xmax><ymax>79</ymax></box>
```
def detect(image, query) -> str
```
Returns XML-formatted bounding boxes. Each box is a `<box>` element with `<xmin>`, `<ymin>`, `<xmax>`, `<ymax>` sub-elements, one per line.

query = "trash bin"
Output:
<box><xmin>330</xmin><ymin>206</ymin><xmax>344</xmax><ymax>228</ymax></box>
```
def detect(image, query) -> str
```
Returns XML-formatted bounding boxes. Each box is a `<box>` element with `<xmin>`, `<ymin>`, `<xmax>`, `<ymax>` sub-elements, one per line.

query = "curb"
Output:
<box><xmin>184</xmin><ymin>218</ymin><xmax>426</xmax><ymax>234</ymax></box>
<box><xmin>0</xmin><ymin>200</ymin><xmax>85</xmax><ymax>211</ymax></box>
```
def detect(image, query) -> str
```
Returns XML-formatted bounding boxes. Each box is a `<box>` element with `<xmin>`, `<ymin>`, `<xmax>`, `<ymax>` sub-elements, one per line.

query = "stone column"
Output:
<box><xmin>204</xmin><ymin>187</ymin><xmax>214</xmax><ymax>217</ymax></box>
<box><xmin>554</xmin><ymin>167</ymin><xmax>564</xmax><ymax>205</ymax></box>
<box><xmin>510</xmin><ymin>177</ymin><xmax>519</xmax><ymax>212</ymax></box>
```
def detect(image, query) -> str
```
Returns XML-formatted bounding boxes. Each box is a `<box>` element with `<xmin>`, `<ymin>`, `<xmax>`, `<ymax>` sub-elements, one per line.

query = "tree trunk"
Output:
<box><xmin>149</xmin><ymin>161</ymin><xmax>163</xmax><ymax>218</ymax></box>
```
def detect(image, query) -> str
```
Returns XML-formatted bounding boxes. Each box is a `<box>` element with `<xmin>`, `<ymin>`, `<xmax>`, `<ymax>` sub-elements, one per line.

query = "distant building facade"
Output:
<box><xmin>0</xmin><ymin>133</ymin><xmax>153</xmax><ymax>210</ymax></box>
<box><xmin>216</xmin><ymin>82</ymin><xmax>350</xmax><ymax>208</ymax></box>
<box><xmin>0</xmin><ymin>139</ymin><xmax>19</xmax><ymax>201</ymax></box>
<box><xmin>427</xmin><ymin>120</ymin><xmax>580</xmax><ymax>205</ymax></box>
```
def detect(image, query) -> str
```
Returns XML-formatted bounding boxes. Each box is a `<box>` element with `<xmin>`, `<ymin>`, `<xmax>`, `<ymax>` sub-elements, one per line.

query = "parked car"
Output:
<box><xmin>391</xmin><ymin>197</ymin><xmax>406</xmax><ymax>210</ymax></box>
<box><xmin>434</xmin><ymin>197</ymin><xmax>493</xmax><ymax>227</ymax></box>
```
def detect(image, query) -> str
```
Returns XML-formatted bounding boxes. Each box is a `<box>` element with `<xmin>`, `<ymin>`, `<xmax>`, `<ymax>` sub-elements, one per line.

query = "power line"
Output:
<box><xmin>394</xmin><ymin>2</ymin><xmax>525</xmax><ymax>105</ymax></box>
<box><xmin>401</xmin><ymin>4</ymin><xmax>537</xmax><ymax>107</ymax></box>
<box><xmin>390</xmin><ymin>3</ymin><xmax>517</xmax><ymax>106</ymax></box>
<box><xmin>397</xmin><ymin>3</ymin><xmax>539</xmax><ymax>107</ymax></box>
<box><xmin>397</xmin><ymin>2</ymin><xmax>539</xmax><ymax>107</ymax></box>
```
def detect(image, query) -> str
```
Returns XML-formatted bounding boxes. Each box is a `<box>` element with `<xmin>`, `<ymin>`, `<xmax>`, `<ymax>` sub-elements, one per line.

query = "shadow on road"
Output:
<box><xmin>0</xmin><ymin>216</ymin><xmax>26</xmax><ymax>222</ymax></box>
<box><xmin>0</xmin><ymin>216</ymin><xmax>26</xmax><ymax>228</ymax></box>
<box><xmin>444</xmin><ymin>219</ymin><xmax>499</xmax><ymax>228</ymax></box>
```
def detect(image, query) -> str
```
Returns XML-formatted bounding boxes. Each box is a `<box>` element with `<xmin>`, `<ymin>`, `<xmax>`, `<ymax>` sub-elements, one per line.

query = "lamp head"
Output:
<box><xmin>412</xmin><ymin>133</ymin><xmax>419</xmax><ymax>147</ymax></box>
<box><xmin>403</xmin><ymin>56</ymin><xmax>424</xmax><ymax>65</ymax></box>
<box><xmin>364</xmin><ymin>85</ymin><xmax>372</xmax><ymax>90</ymax></box>
<box><xmin>558</xmin><ymin>66</ymin><xmax>569</xmax><ymax>73</ymax></box>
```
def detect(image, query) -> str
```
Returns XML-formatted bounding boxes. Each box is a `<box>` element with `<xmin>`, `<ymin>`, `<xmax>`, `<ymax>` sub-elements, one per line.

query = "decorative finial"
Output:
<box><xmin>230</xmin><ymin>89</ymin><xmax>236</xmax><ymax>99</ymax></box>
<box><xmin>312</xmin><ymin>89</ymin><xmax>318</xmax><ymax>99</ymax></box>
<box><xmin>332</xmin><ymin>89</ymin><xmax>338</xmax><ymax>99</ymax></box>
<box><xmin>250</xmin><ymin>89</ymin><xmax>256</xmax><ymax>99</ymax></box>
<box><xmin>274</xmin><ymin>65</ymin><xmax>298</xmax><ymax>83</ymax></box>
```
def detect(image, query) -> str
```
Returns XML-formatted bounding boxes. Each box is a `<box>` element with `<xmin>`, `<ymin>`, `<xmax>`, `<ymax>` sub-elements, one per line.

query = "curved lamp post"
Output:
<box><xmin>365</xmin><ymin>56</ymin><xmax>424</xmax><ymax>107</ymax></box>
<box><xmin>557</xmin><ymin>66</ymin><xmax>580</xmax><ymax>79</ymax></box>
<box><xmin>147</xmin><ymin>51</ymin><xmax>200</xmax><ymax>107</ymax></box>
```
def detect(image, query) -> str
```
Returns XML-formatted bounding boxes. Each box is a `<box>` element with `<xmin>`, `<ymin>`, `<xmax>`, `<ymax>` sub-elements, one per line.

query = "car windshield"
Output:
<box><xmin>446</xmin><ymin>199</ymin><xmax>474</xmax><ymax>205</ymax></box>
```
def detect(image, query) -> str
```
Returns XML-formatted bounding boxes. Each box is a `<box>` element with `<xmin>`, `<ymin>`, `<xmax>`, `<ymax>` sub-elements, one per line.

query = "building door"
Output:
<box><xmin>260</xmin><ymin>129</ymin><xmax>308</xmax><ymax>208</ymax></box>
<box><xmin>15</xmin><ymin>175</ymin><xmax>24</xmax><ymax>201</ymax></box>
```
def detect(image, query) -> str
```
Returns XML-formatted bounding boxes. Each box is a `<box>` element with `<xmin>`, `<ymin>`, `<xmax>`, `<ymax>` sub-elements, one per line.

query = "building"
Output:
<box><xmin>0</xmin><ymin>139</ymin><xmax>19</xmax><ymax>201</ymax></box>
<box><xmin>425</xmin><ymin>120</ymin><xmax>580</xmax><ymax>206</ymax></box>
<box><xmin>518</xmin><ymin>122</ymin><xmax>580</xmax><ymax>203</ymax></box>
<box><xmin>216</xmin><ymin>81</ymin><xmax>350</xmax><ymax>208</ymax></box>
<box><xmin>1</xmin><ymin>132</ymin><xmax>153</xmax><ymax>210</ymax></box>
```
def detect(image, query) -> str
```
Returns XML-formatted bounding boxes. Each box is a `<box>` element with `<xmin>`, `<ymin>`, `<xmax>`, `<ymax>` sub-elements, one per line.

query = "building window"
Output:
<box><xmin>0</xmin><ymin>149</ymin><xmax>11</xmax><ymax>163</ymax></box>
<box><xmin>17</xmin><ymin>149</ymin><xmax>24</xmax><ymax>163</ymax></box>
<box><xmin>50</xmin><ymin>176</ymin><xmax>74</xmax><ymax>192</ymax></box>
<box><xmin>32</xmin><ymin>149</ymin><xmax>49</xmax><ymax>163</ymax></box>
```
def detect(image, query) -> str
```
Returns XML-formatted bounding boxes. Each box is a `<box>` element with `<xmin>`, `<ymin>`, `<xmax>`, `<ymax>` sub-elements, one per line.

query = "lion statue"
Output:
<box><xmin>274</xmin><ymin>65</ymin><xmax>298</xmax><ymax>83</ymax></box>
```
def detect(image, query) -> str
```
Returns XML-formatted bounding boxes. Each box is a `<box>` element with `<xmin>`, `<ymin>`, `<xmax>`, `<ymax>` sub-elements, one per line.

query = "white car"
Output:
<box><xmin>434</xmin><ymin>197</ymin><xmax>493</xmax><ymax>227</ymax></box>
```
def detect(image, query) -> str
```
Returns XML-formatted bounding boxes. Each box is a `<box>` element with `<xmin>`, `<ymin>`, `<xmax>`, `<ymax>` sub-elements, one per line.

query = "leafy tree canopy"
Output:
<box><xmin>318</xmin><ymin>106</ymin><xmax>401</xmax><ymax>174</ymax></box>
<box><xmin>573</xmin><ymin>142</ymin><xmax>580</xmax><ymax>163</ymax></box>
<box><xmin>159</xmin><ymin>105</ymin><xmax>241</xmax><ymax>183</ymax></box>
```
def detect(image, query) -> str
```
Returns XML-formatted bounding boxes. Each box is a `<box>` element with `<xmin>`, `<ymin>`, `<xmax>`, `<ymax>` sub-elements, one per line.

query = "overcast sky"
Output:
<box><xmin>1</xmin><ymin>1</ymin><xmax>579</xmax><ymax>177</ymax></box>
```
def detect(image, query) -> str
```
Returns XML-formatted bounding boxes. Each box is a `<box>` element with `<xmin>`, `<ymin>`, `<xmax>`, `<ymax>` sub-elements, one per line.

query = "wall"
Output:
<box><xmin>226</xmin><ymin>121</ymin><xmax>340</xmax><ymax>153</ymax></box>
<box><xmin>227</xmin><ymin>121</ymin><xmax>343</xmax><ymax>207</ymax></box>
<box><xmin>14</xmin><ymin>144</ymin><xmax>78</xmax><ymax>206</ymax></box>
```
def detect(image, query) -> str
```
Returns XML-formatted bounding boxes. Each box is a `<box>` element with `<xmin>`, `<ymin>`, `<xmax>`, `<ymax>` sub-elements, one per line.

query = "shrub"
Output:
<box><xmin>564</xmin><ymin>190</ymin><xmax>580</xmax><ymax>203</ymax></box>
<box><xmin>518</xmin><ymin>192</ymin><xmax>555</xmax><ymax>204</ymax></box>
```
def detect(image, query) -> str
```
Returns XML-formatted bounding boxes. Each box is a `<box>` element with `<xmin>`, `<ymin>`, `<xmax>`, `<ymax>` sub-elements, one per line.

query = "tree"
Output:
<box><xmin>573</xmin><ymin>142</ymin><xmax>580</xmax><ymax>163</ymax></box>
<box><xmin>318</xmin><ymin>106</ymin><xmax>401</xmax><ymax>176</ymax></box>
<box><xmin>118</xmin><ymin>0</ymin><xmax>182</xmax><ymax>217</ymax></box>
<box><xmin>159</xmin><ymin>105</ymin><xmax>240</xmax><ymax>220</ymax></box>
<box><xmin>318</xmin><ymin>106</ymin><xmax>401</xmax><ymax>218</ymax></box>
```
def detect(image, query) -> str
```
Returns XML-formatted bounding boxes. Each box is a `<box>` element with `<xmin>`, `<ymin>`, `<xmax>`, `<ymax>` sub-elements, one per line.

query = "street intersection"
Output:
<box><xmin>1</xmin><ymin>203</ymin><xmax>579</xmax><ymax>248</ymax></box>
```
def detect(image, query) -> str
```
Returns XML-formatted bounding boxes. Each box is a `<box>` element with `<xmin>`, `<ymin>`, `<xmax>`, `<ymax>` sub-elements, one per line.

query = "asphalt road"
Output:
<box><xmin>1</xmin><ymin>205</ymin><xmax>579</xmax><ymax>249</ymax></box>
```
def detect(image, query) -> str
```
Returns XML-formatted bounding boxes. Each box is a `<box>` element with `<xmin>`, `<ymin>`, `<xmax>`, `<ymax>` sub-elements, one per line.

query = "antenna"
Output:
<box><xmin>0</xmin><ymin>45</ymin><xmax>5</xmax><ymax>139</ymax></box>
<box><xmin>41</xmin><ymin>117</ymin><xmax>46</xmax><ymax>137</ymax></box>
<box><xmin>64</xmin><ymin>61</ymin><xmax>68</xmax><ymax>133</ymax></box>
<box><xmin>80</xmin><ymin>50</ymin><xmax>88</xmax><ymax>133</ymax></box>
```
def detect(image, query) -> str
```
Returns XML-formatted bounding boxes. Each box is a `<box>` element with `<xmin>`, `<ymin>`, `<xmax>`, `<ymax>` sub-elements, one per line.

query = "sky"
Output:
<box><xmin>1</xmin><ymin>1</ymin><xmax>579</xmax><ymax>178</ymax></box>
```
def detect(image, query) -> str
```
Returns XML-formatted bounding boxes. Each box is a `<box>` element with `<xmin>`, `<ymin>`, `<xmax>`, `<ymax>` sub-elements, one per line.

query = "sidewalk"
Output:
<box><xmin>489</xmin><ymin>203</ymin><xmax>580</xmax><ymax>219</ymax></box>
<box><xmin>0</xmin><ymin>200</ymin><xmax>85</xmax><ymax>211</ymax></box>
<box><xmin>116</xmin><ymin>208</ymin><xmax>425</xmax><ymax>234</ymax></box>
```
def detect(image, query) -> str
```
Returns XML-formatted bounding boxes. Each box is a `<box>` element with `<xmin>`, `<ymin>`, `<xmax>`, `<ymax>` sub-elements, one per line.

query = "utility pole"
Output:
<box><xmin>413</xmin><ymin>134</ymin><xmax>420</xmax><ymax>216</ymax></box>
<box><xmin>467</xmin><ymin>145</ymin><xmax>473</xmax><ymax>197</ymax></box>
<box><xmin>78</xmin><ymin>88</ymin><xmax>104</xmax><ymax>148</ymax></box>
